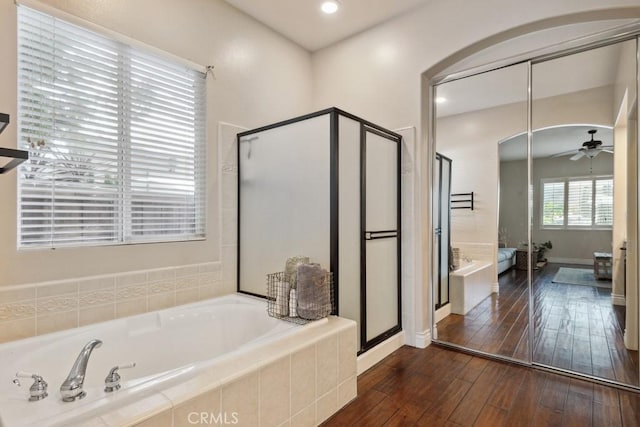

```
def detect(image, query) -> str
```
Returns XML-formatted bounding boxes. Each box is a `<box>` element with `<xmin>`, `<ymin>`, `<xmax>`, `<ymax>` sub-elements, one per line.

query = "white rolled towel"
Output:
<box><xmin>289</xmin><ymin>288</ymin><xmax>298</xmax><ymax>317</ymax></box>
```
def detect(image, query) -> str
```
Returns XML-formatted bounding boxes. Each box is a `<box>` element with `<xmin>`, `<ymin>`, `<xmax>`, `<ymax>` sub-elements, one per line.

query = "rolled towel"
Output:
<box><xmin>289</xmin><ymin>288</ymin><xmax>298</xmax><ymax>317</ymax></box>
<box><xmin>274</xmin><ymin>280</ymin><xmax>290</xmax><ymax>317</ymax></box>
<box><xmin>296</xmin><ymin>263</ymin><xmax>331</xmax><ymax>320</ymax></box>
<box><xmin>284</xmin><ymin>256</ymin><xmax>309</xmax><ymax>288</ymax></box>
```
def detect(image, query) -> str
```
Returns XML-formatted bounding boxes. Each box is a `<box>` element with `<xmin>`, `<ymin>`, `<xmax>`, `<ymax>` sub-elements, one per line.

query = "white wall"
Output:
<box><xmin>0</xmin><ymin>0</ymin><xmax>313</xmax><ymax>286</ymax></box>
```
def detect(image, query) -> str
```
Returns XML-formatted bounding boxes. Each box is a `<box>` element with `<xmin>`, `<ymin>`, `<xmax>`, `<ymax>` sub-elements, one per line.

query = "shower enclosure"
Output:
<box><xmin>237</xmin><ymin>108</ymin><xmax>401</xmax><ymax>353</ymax></box>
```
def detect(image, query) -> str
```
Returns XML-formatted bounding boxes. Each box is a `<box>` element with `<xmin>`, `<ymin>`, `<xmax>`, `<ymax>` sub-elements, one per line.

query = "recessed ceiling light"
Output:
<box><xmin>321</xmin><ymin>1</ymin><xmax>339</xmax><ymax>14</ymax></box>
<box><xmin>435</xmin><ymin>97</ymin><xmax>447</xmax><ymax>104</ymax></box>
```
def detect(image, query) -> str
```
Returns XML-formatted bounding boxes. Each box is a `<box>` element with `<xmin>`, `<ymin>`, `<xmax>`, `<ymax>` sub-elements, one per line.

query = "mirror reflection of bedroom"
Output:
<box><xmin>433</xmin><ymin>36</ymin><xmax>639</xmax><ymax>386</ymax></box>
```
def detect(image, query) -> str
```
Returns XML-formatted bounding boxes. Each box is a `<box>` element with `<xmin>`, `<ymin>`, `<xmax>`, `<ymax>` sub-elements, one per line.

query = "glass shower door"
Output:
<box><xmin>362</xmin><ymin>125</ymin><xmax>401</xmax><ymax>350</ymax></box>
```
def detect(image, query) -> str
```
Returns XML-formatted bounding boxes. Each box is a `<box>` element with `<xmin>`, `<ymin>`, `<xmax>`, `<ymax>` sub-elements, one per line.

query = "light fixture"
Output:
<box><xmin>435</xmin><ymin>97</ymin><xmax>447</xmax><ymax>104</ymax></box>
<box><xmin>321</xmin><ymin>1</ymin><xmax>339</xmax><ymax>14</ymax></box>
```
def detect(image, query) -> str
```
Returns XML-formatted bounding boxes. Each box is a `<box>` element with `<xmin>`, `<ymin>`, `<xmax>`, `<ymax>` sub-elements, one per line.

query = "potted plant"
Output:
<box><xmin>534</xmin><ymin>241</ymin><xmax>553</xmax><ymax>262</ymax></box>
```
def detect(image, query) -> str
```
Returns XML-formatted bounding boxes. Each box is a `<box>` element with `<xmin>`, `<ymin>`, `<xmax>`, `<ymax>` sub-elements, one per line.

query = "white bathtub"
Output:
<box><xmin>449</xmin><ymin>260</ymin><xmax>493</xmax><ymax>315</ymax></box>
<box><xmin>0</xmin><ymin>293</ymin><xmax>357</xmax><ymax>426</ymax></box>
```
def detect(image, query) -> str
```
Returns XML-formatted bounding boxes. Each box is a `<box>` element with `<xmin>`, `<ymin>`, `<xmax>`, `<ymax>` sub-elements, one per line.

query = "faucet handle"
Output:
<box><xmin>104</xmin><ymin>362</ymin><xmax>136</xmax><ymax>393</ymax></box>
<box><xmin>16</xmin><ymin>372</ymin><xmax>48</xmax><ymax>401</ymax></box>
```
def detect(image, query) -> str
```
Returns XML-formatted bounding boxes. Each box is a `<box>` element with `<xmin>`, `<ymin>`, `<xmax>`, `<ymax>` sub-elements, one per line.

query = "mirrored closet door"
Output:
<box><xmin>531</xmin><ymin>39</ymin><xmax>639</xmax><ymax>386</ymax></box>
<box><xmin>432</xmin><ymin>30</ymin><xmax>640</xmax><ymax>388</ymax></box>
<box><xmin>432</xmin><ymin>63</ymin><xmax>530</xmax><ymax>362</ymax></box>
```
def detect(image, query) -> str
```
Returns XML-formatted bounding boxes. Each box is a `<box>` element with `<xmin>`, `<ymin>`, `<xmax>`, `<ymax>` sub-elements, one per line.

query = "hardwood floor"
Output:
<box><xmin>322</xmin><ymin>345</ymin><xmax>640</xmax><ymax>426</ymax></box>
<box><xmin>435</xmin><ymin>263</ymin><xmax>638</xmax><ymax>385</ymax></box>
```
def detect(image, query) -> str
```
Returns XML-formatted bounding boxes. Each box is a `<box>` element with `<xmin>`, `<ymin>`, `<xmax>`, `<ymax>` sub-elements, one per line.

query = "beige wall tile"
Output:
<box><xmin>148</xmin><ymin>281</ymin><xmax>175</xmax><ymax>294</ymax></box>
<box><xmin>259</xmin><ymin>356</ymin><xmax>291</xmax><ymax>427</ymax></box>
<box><xmin>199</xmin><ymin>262</ymin><xmax>221</xmax><ymax>274</ymax></box>
<box><xmin>80</xmin><ymin>289</ymin><xmax>115</xmax><ymax>307</ymax></box>
<box><xmin>221</xmin><ymin>372</ymin><xmax>258</xmax><ymax>427</ymax></box>
<box><xmin>148</xmin><ymin>292</ymin><xmax>176</xmax><ymax>311</ymax></box>
<box><xmin>316</xmin><ymin>335</ymin><xmax>338</xmax><ymax>397</ymax></box>
<box><xmin>290</xmin><ymin>404</ymin><xmax>315</xmax><ymax>427</ymax></box>
<box><xmin>0</xmin><ymin>287</ymin><xmax>36</xmax><ymax>303</ymax></box>
<box><xmin>291</xmin><ymin>344</ymin><xmax>316</xmax><ymax>414</ymax></box>
<box><xmin>116</xmin><ymin>297</ymin><xmax>147</xmax><ymax>318</ymax></box>
<box><xmin>176</xmin><ymin>265</ymin><xmax>200</xmax><ymax>278</ymax></box>
<box><xmin>176</xmin><ymin>288</ymin><xmax>200</xmax><ymax>306</ymax></box>
<box><xmin>176</xmin><ymin>275</ymin><xmax>199</xmax><ymax>290</ymax></box>
<box><xmin>222</xmin><ymin>208</ymin><xmax>237</xmax><ymax>245</ymax></box>
<box><xmin>37</xmin><ymin>311</ymin><xmax>78</xmax><ymax>335</ymax></box>
<box><xmin>133</xmin><ymin>409</ymin><xmax>173</xmax><ymax>427</ymax></box>
<box><xmin>36</xmin><ymin>282</ymin><xmax>78</xmax><ymax>298</ymax></box>
<box><xmin>173</xmin><ymin>387</ymin><xmax>221</xmax><ymax>427</ymax></box>
<box><xmin>0</xmin><ymin>317</ymin><xmax>35</xmax><ymax>343</ymax></box>
<box><xmin>338</xmin><ymin>326</ymin><xmax>357</xmax><ymax>383</ymax></box>
<box><xmin>337</xmin><ymin>375</ymin><xmax>357</xmax><ymax>409</ymax></box>
<box><xmin>148</xmin><ymin>269</ymin><xmax>175</xmax><ymax>282</ymax></box>
<box><xmin>36</xmin><ymin>294</ymin><xmax>78</xmax><ymax>315</ymax></box>
<box><xmin>315</xmin><ymin>388</ymin><xmax>338</xmax><ymax>425</ymax></box>
<box><xmin>79</xmin><ymin>277</ymin><xmax>115</xmax><ymax>293</ymax></box>
<box><xmin>199</xmin><ymin>272</ymin><xmax>220</xmax><ymax>287</ymax></box>
<box><xmin>79</xmin><ymin>304</ymin><xmax>115</xmax><ymax>326</ymax></box>
<box><xmin>199</xmin><ymin>284</ymin><xmax>219</xmax><ymax>300</ymax></box>
<box><xmin>0</xmin><ymin>301</ymin><xmax>36</xmax><ymax>322</ymax></box>
<box><xmin>116</xmin><ymin>272</ymin><xmax>147</xmax><ymax>287</ymax></box>
<box><xmin>116</xmin><ymin>284</ymin><xmax>148</xmax><ymax>301</ymax></box>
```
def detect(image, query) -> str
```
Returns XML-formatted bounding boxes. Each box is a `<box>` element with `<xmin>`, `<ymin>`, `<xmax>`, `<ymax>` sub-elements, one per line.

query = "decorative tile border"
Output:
<box><xmin>0</xmin><ymin>262</ymin><xmax>224</xmax><ymax>344</ymax></box>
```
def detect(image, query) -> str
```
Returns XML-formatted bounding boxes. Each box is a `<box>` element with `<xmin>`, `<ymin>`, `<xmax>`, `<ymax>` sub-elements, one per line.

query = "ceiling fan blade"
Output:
<box><xmin>602</xmin><ymin>149</ymin><xmax>614</xmax><ymax>154</ymax></box>
<box><xmin>551</xmin><ymin>149</ymin><xmax>579</xmax><ymax>158</ymax></box>
<box><xmin>570</xmin><ymin>152</ymin><xmax>585</xmax><ymax>161</ymax></box>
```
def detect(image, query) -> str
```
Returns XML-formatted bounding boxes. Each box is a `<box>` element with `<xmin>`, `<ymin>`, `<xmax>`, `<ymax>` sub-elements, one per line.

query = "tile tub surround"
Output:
<box><xmin>83</xmin><ymin>317</ymin><xmax>357</xmax><ymax>427</ymax></box>
<box><xmin>0</xmin><ymin>262</ymin><xmax>226</xmax><ymax>344</ymax></box>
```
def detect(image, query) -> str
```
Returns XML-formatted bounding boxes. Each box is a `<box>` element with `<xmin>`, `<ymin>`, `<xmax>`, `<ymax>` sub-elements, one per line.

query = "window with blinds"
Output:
<box><xmin>542</xmin><ymin>181</ymin><xmax>564</xmax><ymax>226</ymax></box>
<box><xmin>540</xmin><ymin>176</ymin><xmax>613</xmax><ymax>229</ymax></box>
<box><xmin>17</xmin><ymin>6</ymin><xmax>206</xmax><ymax>248</ymax></box>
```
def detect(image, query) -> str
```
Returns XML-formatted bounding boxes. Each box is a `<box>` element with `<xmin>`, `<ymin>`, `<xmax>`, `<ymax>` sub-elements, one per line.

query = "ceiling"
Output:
<box><xmin>499</xmin><ymin>125</ymin><xmax>614</xmax><ymax>161</ymax></box>
<box><xmin>223</xmin><ymin>0</ymin><xmax>429</xmax><ymax>51</ymax></box>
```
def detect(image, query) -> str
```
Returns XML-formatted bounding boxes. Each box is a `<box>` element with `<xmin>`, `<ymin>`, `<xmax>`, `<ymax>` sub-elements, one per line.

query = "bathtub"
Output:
<box><xmin>449</xmin><ymin>260</ymin><xmax>493</xmax><ymax>315</ymax></box>
<box><xmin>0</xmin><ymin>293</ymin><xmax>357</xmax><ymax>426</ymax></box>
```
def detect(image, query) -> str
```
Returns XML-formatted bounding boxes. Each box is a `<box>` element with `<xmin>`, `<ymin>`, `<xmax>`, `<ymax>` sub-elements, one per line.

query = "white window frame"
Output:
<box><xmin>17</xmin><ymin>5</ymin><xmax>207</xmax><ymax>249</ymax></box>
<box><xmin>540</xmin><ymin>175</ymin><xmax>613</xmax><ymax>230</ymax></box>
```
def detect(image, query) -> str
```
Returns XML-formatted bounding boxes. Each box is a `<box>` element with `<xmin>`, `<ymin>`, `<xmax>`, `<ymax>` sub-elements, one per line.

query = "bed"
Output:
<box><xmin>497</xmin><ymin>247</ymin><xmax>517</xmax><ymax>274</ymax></box>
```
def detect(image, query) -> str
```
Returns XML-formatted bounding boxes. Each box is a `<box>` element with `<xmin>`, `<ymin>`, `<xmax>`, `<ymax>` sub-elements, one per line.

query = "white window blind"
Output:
<box><xmin>542</xmin><ymin>181</ymin><xmax>564</xmax><ymax>226</ymax></box>
<box><xmin>567</xmin><ymin>180</ymin><xmax>593</xmax><ymax>226</ymax></box>
<box><xmin>540</xmin><ymin>176</ymin><xmax>613</xmax><ymax>229</ymax></box>
<box><xmin>595</xmin><ymin>178</ymin><xmax>613</xmax><ymax>226</ymax></box>
<box><xmin>17</xmin><ymin>6</ymin><xmax>206</xmax><ymax>248</ymax></box>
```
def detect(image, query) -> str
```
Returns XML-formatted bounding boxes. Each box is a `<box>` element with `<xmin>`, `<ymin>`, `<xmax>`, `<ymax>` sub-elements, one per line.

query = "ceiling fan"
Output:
<box><xmin>552</xmin><ymin>129</ymin><xmax>614</xmax><ymax>161</ymax></box>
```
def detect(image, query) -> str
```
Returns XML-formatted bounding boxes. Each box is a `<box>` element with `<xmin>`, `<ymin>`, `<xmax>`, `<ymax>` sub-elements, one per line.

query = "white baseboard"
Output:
<box><xmin>612</xmin><ymin>293</ymin><xmax>626</xmax><ymax>306</ymax></box>
<box><xmin>434</xmin><ymin>305</ymin><xmax>451</xmax><ymax>323</ymax></box>
<box><xmin>547</xmin><ymin>257</ymin><xmax>592</xmax><ymax>265</ymax></box>
<box><xmin>357</xmin><ymin>331</ymin><xmax>405</xmax><ymax>375</ymax></box>
<box><xmin>415</xmin><ymin>328</ymin><xmax>432</xmax><ymax>349</ymax></box>
<box><xmin>492</xmin><ymin>282</ymin><xmax>499</xmax><ymax>293</ymax></box>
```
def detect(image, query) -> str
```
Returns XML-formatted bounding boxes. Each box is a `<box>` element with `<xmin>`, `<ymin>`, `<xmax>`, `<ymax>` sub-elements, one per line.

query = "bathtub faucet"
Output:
<box><xmin>60</xmin><ymin>339</ymin><xmax>102</xmax><ymax>402</ymax></box>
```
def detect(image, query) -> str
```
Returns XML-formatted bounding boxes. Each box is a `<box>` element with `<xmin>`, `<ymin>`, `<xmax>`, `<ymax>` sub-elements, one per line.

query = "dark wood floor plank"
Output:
<box><xmin>323</xmin><ymin>345</ymin><xmax>640</xmax><ymax>427</ymax></box>
<box><xmin>436</xmin><ymin>263</ymin><xmax>638</xmax><ymax>386</ymax></box>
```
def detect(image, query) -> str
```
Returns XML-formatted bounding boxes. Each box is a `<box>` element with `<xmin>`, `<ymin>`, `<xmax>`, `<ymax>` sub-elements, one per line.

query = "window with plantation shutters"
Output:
<box><xmin>542</xmin><ymin>181</ymin><xmax>564</xmax><ymax>226</ymax></box>
<box><xmin>540</xmin><ymin>176</ymin><xmax>613</xmax><ymax>230</ymax></box>
<box><xmin>17</xmin><ymin>6</ymin><xmax>206</xmax><ymax>248</ymax></box>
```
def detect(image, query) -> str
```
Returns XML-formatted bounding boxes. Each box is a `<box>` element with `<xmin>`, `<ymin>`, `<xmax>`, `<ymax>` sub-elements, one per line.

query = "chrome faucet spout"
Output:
<box><xmin>60</xmin><ymin>339</ymin><xmax>102</xmax><ymax>402</ymax></box>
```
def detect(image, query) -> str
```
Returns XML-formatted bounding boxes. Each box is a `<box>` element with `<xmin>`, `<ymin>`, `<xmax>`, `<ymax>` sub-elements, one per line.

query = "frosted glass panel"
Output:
<box><xmin>366</xmin><ymin>131</ymin><xmax>398</xmax><ymax>230</ymax></box>
<box><xmin>239</xmin><ymin>115</ymin><xmax>331</xmax><ymax>296</ymax></box>
<box><xmin>366</xmin><ymin>238</ymin><xmax>398</xmax><ymax>341</ymax></box>
<box><xmin>338</xmin><ymin>116</ymin><xmax>362</xmax><ymax>350</ymax></box>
